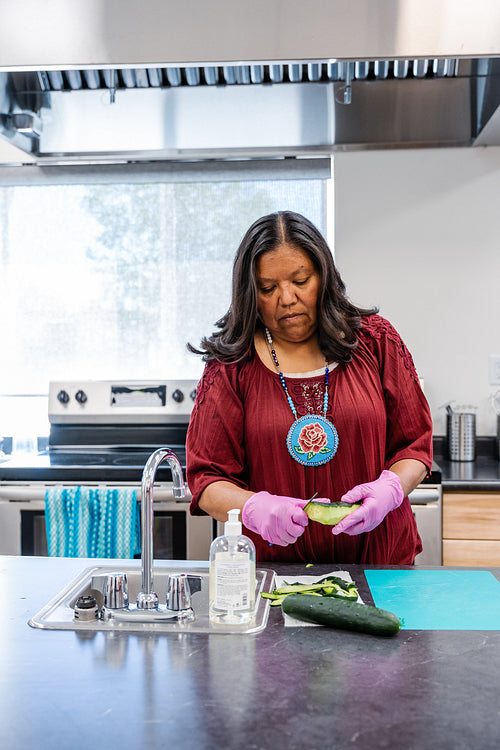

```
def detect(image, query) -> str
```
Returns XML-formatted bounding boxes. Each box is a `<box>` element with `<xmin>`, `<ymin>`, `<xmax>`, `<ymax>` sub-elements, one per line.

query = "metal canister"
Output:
<box><xmin>447</xmin><ymin>412</ymin><xmax>476</xmax><ymax>462</ymax></box>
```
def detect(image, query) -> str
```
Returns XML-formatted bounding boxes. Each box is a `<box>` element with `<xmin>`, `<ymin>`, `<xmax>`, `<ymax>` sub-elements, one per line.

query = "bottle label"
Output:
<box><xmin>213</xmin><ymin>558</ymin><xmax>252</xmax><ymax>610</ymax></box>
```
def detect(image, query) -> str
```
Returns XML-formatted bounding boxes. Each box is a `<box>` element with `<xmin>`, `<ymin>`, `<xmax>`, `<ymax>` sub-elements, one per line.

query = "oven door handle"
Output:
<box><xmin>0</xmin><ymin>487</ymin><xmax>49</xmax><ymax>501</ymax></box>
<box><xmin>0</xmin><ymin>485</ymin><xmax>191</xmax><ymax>503</ymax></box>
<box><xmin>408</xmin><ymin>488</ymin><xmax>441</xmax><ymax>505</ymax></box>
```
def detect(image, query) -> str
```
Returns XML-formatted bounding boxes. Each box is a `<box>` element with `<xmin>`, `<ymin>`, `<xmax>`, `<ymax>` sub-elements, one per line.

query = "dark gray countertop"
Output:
<box><xmin>434</xmin><ymin>436</ymin><xmax>500</xmax><ymax>491</ymax></box>
<box><xmin>3</xmin><ymin>555</ymin><xmax>500</xmax><ymax>750</ymax></box>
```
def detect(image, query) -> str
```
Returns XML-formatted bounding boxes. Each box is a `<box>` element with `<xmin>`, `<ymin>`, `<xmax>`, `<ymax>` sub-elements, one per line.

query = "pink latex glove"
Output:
<box><xmin>242</xmin><ymin>491</ymin><xmax>328</xmax><ymax>546</ymax></box>
<box><xmin>331</xmin><ymin>470</ymin><xmax>404</xmax><ymax>536</ymax></box>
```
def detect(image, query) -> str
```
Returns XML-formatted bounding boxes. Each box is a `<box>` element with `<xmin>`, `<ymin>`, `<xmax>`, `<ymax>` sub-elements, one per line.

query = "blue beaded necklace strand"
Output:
<box><xmin>265</xmin><ymin>327</ymin><xmax>329</xmax><ymax>418</ymax></box>
<box><xmin>264</xmin><ymin>328</ymin><xmax>338</xmax><ymax>466</ymax></box>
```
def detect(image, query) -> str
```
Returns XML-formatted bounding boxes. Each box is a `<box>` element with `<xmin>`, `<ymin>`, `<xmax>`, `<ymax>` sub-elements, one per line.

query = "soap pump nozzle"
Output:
<box><xmin>225</xmin><ymin>508</ymin><xmax>242</xmax><ymax>537</ymax></box>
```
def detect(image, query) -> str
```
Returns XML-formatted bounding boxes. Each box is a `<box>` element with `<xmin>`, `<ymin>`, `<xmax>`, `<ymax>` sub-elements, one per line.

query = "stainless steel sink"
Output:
<box><xmin>29</xmin><ymin>562</ymin><xmax>275</xmax><ymax>634</ymax></box>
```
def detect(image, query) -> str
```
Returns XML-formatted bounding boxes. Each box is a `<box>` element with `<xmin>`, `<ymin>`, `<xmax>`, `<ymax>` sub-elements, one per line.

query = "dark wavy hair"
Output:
<box><xmin>188</xmin><ymin>211</ymin><xmax>377</xmax><ymax>363</ymax></box>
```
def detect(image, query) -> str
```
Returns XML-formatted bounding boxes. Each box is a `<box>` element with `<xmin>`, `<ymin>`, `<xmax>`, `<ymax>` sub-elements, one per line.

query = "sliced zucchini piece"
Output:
<box><xmin>305</xmin><ymin>501</ymin><xmax>361</xmax><ymax>526</ymax></box>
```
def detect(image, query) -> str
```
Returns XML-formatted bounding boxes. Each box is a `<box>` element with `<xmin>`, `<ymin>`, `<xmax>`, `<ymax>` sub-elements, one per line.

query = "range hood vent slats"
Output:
<box><xmin>203</xmin><ymin>67</ymin><xmax>219</xmax><ymax>85</ymax></box>
<box><xmin>65</xmin><ymin>70</ymin><xmax>83</xmax><ymax>90</ymax></box>
<box><xmin>354</xmin><ymin>61</ymin><xmax>370</xmax><ymax>80</ymax></box>
<box><xmin>394</xmin><ymin>60</ymin><xmax>410</xmax><ymax>78</ymax></box>
<box><xmin>47</xmin><ymin>71</ymin><xmax>64</xmax><ymax>90</ymax></box>
<box><xmin>250</xmin><ymin>66</ymin><xmax>264</xmax><ymax>84</ymax></box>
<box><xmin>134</xmin><ymin>69</ymin><xmax>151</xmax><ymax>88</ymax></box>
<box><xmin>166</xmin><ymin>68</ymin><xmax>182</xmax><ymax>87</ymax></box>
<box><xmin>102</xmin><ymin>70</ymin><xmax>118</xmax><ymax>89</ymax></box>
<box><xmin>413</xmin><ymin>60</ymin><xmax>429</xmax><ymax>78</ymax></box>
<box><xmin>307</xmin><ymin>63</ymin><xmax>321</xmax><ymax>81</ymax></box>
<box><xmin>29</xmin><ymin>58</ymin><xmax>464</xmax><ymax>95</ymax></box>
<box><xmin>121</xmin><ymin>69</ymin><xmax>137</xmax><ymax>88</ymax></box>
<box><xmin>269</xmin><ymin>65</ymin><xmax>284</xmax><ymax>83</ymax></box>
<box><xmin>235</xmin><ymin>66</ymin><xmax>251</xmax><ymax>85</ymax></box>
<box><xmin>374</xmin><ymin>61</ymin><xmax>390</xmax><ymax>79</ymax></box>
<box><xmin>147</xmin><ymin>69</ymin><xmax>163</xmax><ymax>87</ymax></box>
<box><xmin>83</xmin><ymin>70</ymin><xmax>101</xmax><ymax>90</ymax></box>
<box><xmin>185</xmin><ymin>68</ymin><xmax>201</xmax><ymax>86</ymax></box>
<box><xmin>288</xmin><ymin>64</ymin><xmax>303</xmax><ymax>82</ymax></box>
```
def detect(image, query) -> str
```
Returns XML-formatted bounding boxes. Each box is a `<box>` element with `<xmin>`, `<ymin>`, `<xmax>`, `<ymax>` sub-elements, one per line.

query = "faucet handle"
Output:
<box><xmin>166</xmin><ymin>573</ymin><xmax>202</xmax><ymax>611</ymax></box>
<box><xmin>186</xmin><ymin>574</ymin><xmax>202</xmax><ymax>596</ymax></box>
<box><xmin>91</xmin><ymin>572</ymin><xmax>129</xmax><ymax>609</ymax></box>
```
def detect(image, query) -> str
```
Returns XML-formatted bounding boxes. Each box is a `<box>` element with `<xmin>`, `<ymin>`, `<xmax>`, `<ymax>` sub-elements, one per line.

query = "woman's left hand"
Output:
<box><xmin>331</xmin><ymin>470</ymin><xmax>404</xmax><ymax>536</ymax></box>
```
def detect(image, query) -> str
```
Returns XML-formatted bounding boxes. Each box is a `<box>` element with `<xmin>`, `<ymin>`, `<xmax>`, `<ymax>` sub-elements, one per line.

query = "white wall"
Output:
<box><xmin>333</xmin><ymin>146</ymin><xmax>500</xmax><ymax>436</ymax></box>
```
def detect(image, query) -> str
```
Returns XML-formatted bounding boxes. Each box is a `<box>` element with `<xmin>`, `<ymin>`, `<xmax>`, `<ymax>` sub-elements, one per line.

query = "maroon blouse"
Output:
<box><xmin>186</xmin><ymin>315</ymin><xmax>433</xmax><ymax>564</ymax></box>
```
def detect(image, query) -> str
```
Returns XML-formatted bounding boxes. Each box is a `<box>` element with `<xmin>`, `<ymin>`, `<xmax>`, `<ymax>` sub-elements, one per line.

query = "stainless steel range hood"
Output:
<box><xmin>0</xmin><ymin>0</ymin><xmax>499</xmax><ymax>163</ymax></box>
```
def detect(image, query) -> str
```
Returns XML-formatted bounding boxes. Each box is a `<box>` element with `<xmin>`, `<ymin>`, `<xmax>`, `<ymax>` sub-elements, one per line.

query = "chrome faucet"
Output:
<box><xmin>88</xmin><ymin>448</ymin><xmax>202</xmax><ymax>625</ymax></box>
<box><xmin>137</xmin><ymin>448</ymin><xmax>186</xmax><ymax>610</ymax></box>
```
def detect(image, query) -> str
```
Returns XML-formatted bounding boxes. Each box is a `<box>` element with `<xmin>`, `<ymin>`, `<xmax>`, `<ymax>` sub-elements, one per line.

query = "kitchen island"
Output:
<box><xmin>2</xmin><ymin>556</ymin><xmax>500</xmax><ymax>750</ymax></box>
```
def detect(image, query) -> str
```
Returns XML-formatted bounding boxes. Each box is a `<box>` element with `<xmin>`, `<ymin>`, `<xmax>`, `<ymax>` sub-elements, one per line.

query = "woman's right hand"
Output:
<box><xmin>242</xmin><ymin>491</ymin><xmax>327</xmax><ymax>546</ymax></box>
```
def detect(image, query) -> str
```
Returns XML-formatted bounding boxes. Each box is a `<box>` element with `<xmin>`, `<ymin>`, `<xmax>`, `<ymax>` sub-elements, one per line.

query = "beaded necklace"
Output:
<box><xmin>265</xmin><ymin>327</ymin><xmax>339</xmax><ymax>467</ymax></box>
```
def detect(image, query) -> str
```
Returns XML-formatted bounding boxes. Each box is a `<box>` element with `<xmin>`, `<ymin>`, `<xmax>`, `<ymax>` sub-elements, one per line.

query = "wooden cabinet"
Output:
<box><xmin>443</xmin><ymin>492</ymin><xmax>500</xmax><ymax>566</ymax></box>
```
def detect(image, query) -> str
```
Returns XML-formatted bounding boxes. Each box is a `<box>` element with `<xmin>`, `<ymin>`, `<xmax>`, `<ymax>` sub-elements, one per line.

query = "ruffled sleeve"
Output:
<box><xmin>186</xmin><ymin>360</ymin><xmax>248</xmax><ymax>515</ymax></box>
<box><xmin>359</xmin><ymin>315</ymin><xmax>433</xmax><ymax>473</ymax></box>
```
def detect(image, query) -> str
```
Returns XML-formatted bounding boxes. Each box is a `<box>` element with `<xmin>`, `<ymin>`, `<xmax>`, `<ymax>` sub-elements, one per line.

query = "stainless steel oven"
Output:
<box><xmin>0</xmin><ymin>380</ymin><xmax>214</xmax><ymax>560</ymax></box>
<box><xmin>0</xmin><ymin>492</ymin><xmax>199</xmax><ymax>559</ymax></box>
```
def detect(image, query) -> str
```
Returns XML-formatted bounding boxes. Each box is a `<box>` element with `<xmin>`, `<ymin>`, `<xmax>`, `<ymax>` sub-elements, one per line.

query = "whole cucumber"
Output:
<box><xmin>282</xmin><ymin>594</ymin><xmax>401</xmax><ymax>636</ymax></box>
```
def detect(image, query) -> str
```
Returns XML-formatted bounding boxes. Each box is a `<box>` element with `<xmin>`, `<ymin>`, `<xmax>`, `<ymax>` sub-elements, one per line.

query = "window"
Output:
<box><xmin>0</xmin><ymin>160</ymin><xmax>330</xmax><ymax>437</ymax></box>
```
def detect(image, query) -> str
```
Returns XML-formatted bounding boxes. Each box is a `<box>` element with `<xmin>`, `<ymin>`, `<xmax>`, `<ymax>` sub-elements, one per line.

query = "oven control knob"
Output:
<box><xmin>172</xmin><ymin>389</ymin><xmax>184</xmax><ymax>403</ymax></box>
<box><xmin>189</xmin><ymin>388</ymin><xmax>197</xmax><ymax>401</ymax></box>
<box><xmin>57</xmin><ymin>389</ymin><xmax>70</xmax><ymax>404</ymax></box>
<box><xmin>75</xmin><ymin>390</ymin><xmax>87</xmax><ymax>404</ymax></box>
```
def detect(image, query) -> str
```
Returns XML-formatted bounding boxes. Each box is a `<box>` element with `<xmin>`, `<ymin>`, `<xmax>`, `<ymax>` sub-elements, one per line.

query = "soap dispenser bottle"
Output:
<box><xmin>209</xmin><ymin>508</ymin><xmax>256</xmax><ymax>625</ymax></box>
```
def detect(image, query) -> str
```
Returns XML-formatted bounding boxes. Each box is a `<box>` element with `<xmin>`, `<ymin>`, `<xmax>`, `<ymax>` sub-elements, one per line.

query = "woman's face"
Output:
<box><xmin>255</xmin><ymin>243</ymin><xmax>320</xmax><ymax>344</ymax></box>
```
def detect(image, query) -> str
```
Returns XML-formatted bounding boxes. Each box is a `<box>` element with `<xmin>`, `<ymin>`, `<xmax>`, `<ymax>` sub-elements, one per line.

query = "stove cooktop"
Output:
<box><xmin>0</xmin><ymin>447</ymin><xmax>187</xmax><ymax>484</ymax></box>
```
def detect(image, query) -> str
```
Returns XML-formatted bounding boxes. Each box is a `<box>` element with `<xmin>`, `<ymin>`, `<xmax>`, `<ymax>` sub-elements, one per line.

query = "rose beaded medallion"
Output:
<box><xmin>287</xmin><ymin>415</ymin><xmax>339</xmax><ymax>466</ymax></box>
<box><xmin>265</xmin><ymin>328</ymin><xmax>339</xmax><ymax>467</ymax></box>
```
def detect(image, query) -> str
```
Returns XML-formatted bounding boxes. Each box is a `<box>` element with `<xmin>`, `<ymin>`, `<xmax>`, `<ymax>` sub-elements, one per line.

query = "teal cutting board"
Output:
<box><xmin>364</xmin><ymin>569</ymin><xmax>500</xmax><ymax>630</ymax></box>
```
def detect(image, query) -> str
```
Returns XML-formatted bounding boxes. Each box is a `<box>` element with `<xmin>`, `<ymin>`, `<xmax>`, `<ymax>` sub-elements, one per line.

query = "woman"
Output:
<box><xmin>186</xmin><ymin>211</ymin><xmax>432</xmax><ymax>564</ymax></box>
